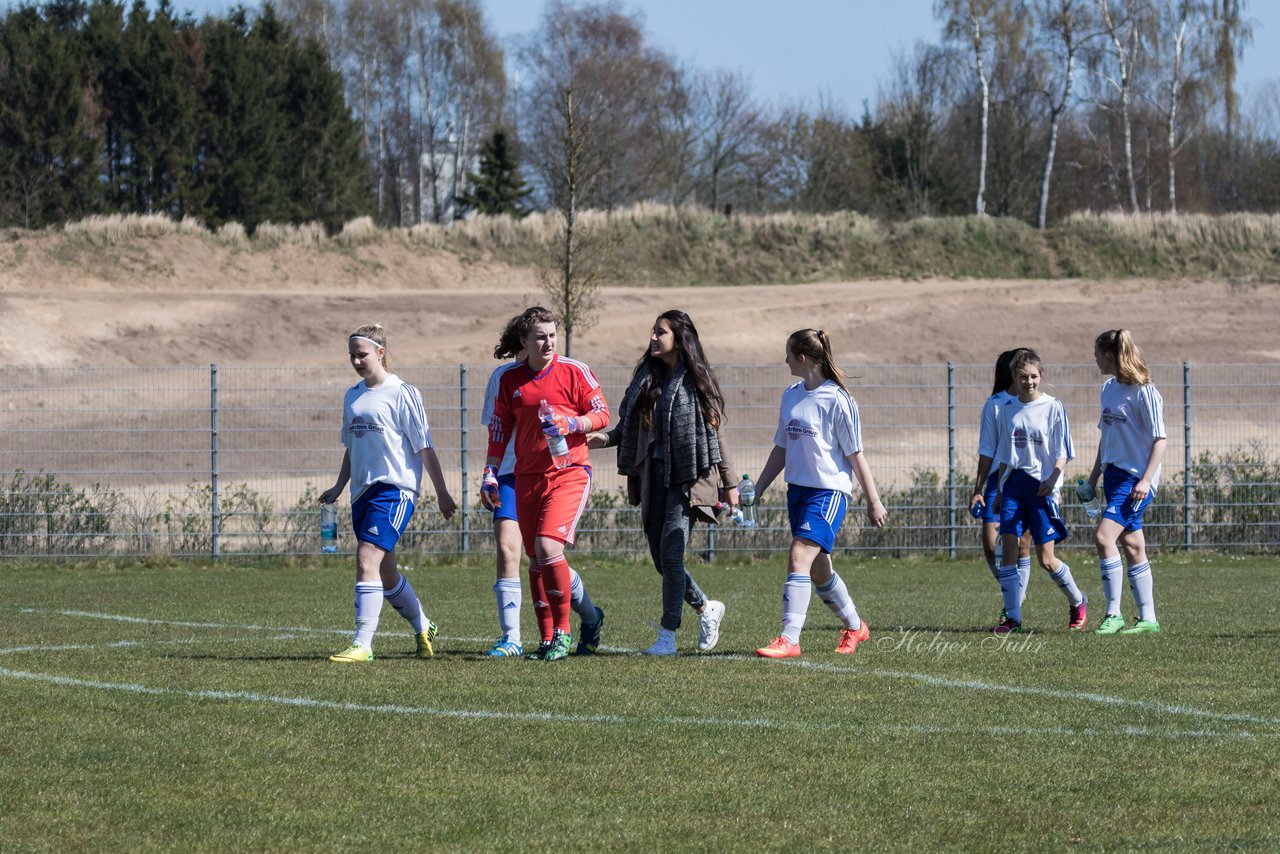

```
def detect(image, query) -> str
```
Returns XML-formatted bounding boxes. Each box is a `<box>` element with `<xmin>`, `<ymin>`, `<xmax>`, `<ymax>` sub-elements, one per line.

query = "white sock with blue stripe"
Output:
<box><xmin>1127</xmin><ymin>561</ymin><xmax>1156</xmax><ymax>622</ymax></box>
<box><xmin>569</xmin><ymin>568</ymin><xmax>597</xmax><ymax>622</ymax></box>
<box><xmin>998</xmin><ymin>565</ymin><xmax>1022</xmax><ymax>623</ymax></box>
<box><xmin>1017</xmin><ymin>556</ymin><xmax>1032</xmax><ymax>603</ymax></box>
<box><xmin>1099</xmin><ymin>555</ymin><xmax>1124</xmax><ymax>615</ymax></box>
<box><xmin>1049</xmin><ymin>561</ymin><xmax>1084</xmax><ymax>607</ymax></box>
<box><xmin>781</xmin><ymin>574</ymin><xmax>812</xmax><ymax>643</ymax></box>
<box><xmin>353</xmin><ymin>581</ymin><xmax>383</xmax><ymax>649</ymax></box>
<box><xmin>384</xmin><ymin>575</ymin><xmax>427</xmax><ymax>633</ymax></box>
<box><xmin>494</xmin><ymin>578</ymin><xmax>522</xmax><ymax>644</ymax></box>
<box><xmin>816</xmin><ymin>572</ymin><xmax>860</xmax><ymax>630</ymax></box>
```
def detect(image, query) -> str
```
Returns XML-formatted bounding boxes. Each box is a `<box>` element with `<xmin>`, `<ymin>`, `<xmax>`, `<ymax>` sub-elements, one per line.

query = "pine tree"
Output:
<box><xmin>457</xmin><ymin>129</ymin><xmax>532</xmax><ymax>217</ymax></box>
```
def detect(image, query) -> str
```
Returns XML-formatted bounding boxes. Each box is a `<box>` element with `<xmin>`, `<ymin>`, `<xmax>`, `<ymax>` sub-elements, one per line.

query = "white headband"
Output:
<box><xmin>349</xmin><ymin>335</ymin><xmax>385</xmax><ymax>349</ymax></box>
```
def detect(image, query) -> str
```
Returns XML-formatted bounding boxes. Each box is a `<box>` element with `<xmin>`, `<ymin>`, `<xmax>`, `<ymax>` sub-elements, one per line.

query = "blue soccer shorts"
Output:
<box><xmin>1101</xmin><ymin>464</ymin><xmax>1154</xmax><ymax>532</ymax></box>
<box><xmin>999</xmin><ymin>469</ymin><xmax>1068</xmax><ymax>545</ymax></box>
<box><xmin>351</xmin><ymin>482</ymin><xmax>416</xmax><ymax>551</ymax></box>
<box><xmin>787</xmin><ymin>484</ymin><xmax>848</xmax><ymax>554</ymax></box>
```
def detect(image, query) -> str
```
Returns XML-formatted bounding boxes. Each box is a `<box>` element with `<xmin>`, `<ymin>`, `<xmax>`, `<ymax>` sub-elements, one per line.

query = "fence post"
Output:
<box><xmin>947</xmin><ymin>361</ymin><xmax>956</xmax><ymax>559</ymax></box>
<box><xmin>210</xmin><ymin>363</ymin><xmax>219</xmax><ymax>559</ymax></box>
<box><xmin>1183</xmin><ymin>361</ymin><xmax>1191</xmax><ymax>550</ymax></box>
<box><xmin>460</xmin><ymin>364</ymin><xmax>469</xmax><ymax>554</ymax></box>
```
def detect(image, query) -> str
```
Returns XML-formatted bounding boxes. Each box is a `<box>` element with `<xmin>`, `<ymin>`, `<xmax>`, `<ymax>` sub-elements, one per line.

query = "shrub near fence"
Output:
<box><xmin>1</xmin><ymin>363</ymin><xmax>1278</xmax><ymax>558</ymax></box>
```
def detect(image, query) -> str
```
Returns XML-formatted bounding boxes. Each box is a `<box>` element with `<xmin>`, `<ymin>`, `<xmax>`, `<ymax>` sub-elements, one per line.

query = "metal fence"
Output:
<box><xmin>2</xmin><ymin>363</ymin><xmax>1278</xmax><ymax>558</ymax></box>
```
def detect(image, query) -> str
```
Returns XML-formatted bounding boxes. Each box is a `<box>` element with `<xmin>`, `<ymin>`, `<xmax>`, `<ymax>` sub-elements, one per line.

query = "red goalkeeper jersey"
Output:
<box><xmin>487</xmin><ymin>354</ymin><xmax>610</xmax><ymax>475</ymax></box>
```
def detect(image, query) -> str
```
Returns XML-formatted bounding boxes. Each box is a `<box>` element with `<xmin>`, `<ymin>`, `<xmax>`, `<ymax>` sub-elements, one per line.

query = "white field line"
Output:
<box><xmin>0</xmin><ymin>661</ymin><xmax>1263</xmax><ymax>740</ymax></box>
<box><xmin>4</xmin><ymin>608</ymin><xmax>1279</xmax><ymax>737</ymax></box>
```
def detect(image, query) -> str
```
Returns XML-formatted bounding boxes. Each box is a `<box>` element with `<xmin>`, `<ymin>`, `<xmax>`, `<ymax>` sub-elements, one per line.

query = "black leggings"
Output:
<box><xmin>644</xmin><ymin>465</ymin><xmax>708</xmax><ymax>630</ymax></box>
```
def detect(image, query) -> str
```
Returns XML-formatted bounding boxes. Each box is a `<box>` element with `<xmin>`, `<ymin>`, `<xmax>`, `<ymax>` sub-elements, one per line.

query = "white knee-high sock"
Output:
<box><xmin>1127</xmin><ymin>560</ymin><xmax>1156</xmax><ymax>622</ymax></box>
<box><xmin>1049</xmin><ymin>561</ymin><xmax>1084</xmax><ymax>607</ymax></box>
<box><xmin>816</xmin><ymin>572</ymin><xmax>860</xmax><ymax>630</ymax></box>
<box><xmin>384</xmin><ymin>576</ymin><xmax>427</xmax><ymax>633</ymax></box>
<box><xmin>569</xmin><ymin>568</ymin><xmax>597</xmax><ymax>621</ymax></box>
<box><xmin>353</xmin><ymin>581</ymin><xmax>383</xmax><ymax>649</ymax></box>
<box><xmin>998</xmin><ymin>565</ymin><xmax>1023</xmax><ymax>623</ymax></box>
<box><xmin>781</xmin><ymin>574</ymin><xmax>812</xmax><ymax>643</ymax></box>
<box><xmin>1099</xmin><ymin>555</ymin><xmax>1124</xmax><ymax>615</ymax></box>
<box><xmin>494</xmin><ymin>578</ymin><xmax>522</xmax><ymax>643</ymax></box>
<box><xmin>1017</xmin><ymin>556</ymin><xmax>1032</xmax><ymax>603</ymax></box>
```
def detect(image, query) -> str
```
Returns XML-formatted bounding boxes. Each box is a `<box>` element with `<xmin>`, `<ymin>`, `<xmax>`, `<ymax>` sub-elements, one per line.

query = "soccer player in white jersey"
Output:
<box><xmin>480</xmin><ymin>311</ymin><xmax>604</xmax><ymax>658</ymax></box>
<box><xmin>968</xmin><ymin>349</ymin><xmax>1034</xmax><ymax>620</ymax></box>
<box><xmin>1079</xmin><ymin>329</ymin><xmax>1166</xmax><ymax>634</ymax></box>
<box><xmin>992</xmin><ymin>350</ymin><xmax>1086</xmax><ymax>634</ymax></box>
<box><xmin>752</xmin><ymin>329</ymin><xmax>888</xmax><ymax>659</ymax></box>
<box><xmin>321</xmin><ymin>324</ymin><xmax>457</xmax><ymax>663</ymax></box>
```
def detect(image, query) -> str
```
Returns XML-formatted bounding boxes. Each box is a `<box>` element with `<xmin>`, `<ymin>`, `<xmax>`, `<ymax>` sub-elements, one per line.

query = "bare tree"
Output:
<box><xmin>538</xmin><ymin>88</ymin><xmax>608</xmax><ymax>356</ymax></box>
<box><xmin>1153</xmin><ymin>0</ymin><xmax>1210</xmax><ymax>215</ymax></box>
<box><xmin>876</xmin><ymin>43</ymin><xmax>956</xmax><ymax>217</ymax></box>
<box><xmin>937</xmin><ymin>0</ymin><xmax>1018</xmax><ymax>216</ymax></box>
<box><xmin>1093</xmin><ymin>0</ymin><xmax>1151</xmax><ymax>214</ymax></box>
<box><xmin>1036</xmin><ymin>0</ymin><xmax>1093</xmax><ymax>228</ymax></box>
<box><xmin>696</xmin><ymin>68</ymin><xmax>761</xmax><ymax>212</ymax></box>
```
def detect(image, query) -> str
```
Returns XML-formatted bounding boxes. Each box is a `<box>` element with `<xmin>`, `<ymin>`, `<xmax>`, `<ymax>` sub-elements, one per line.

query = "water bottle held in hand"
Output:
<box><xmin>320</xmin><ymin>502</ymin><xmax>338</xmax><ymax>553</ymax></box>
<box><xmin>715</xmin><ymin>501</ymin><xmax>745</xmax><ymax>527</ymax></box>
<box><xmin>738</xmin><ymin>474</ymin><xmax>758</xmax><ymax>528</ymax></box>
<box><xmin>1076</xmin><ymin>477</ymin><xmax>1102</xmax><ymax>521</ymax></box>
<box><xmin>539</xmin><ymin>399</ymin><xmax>571</xmax><ymax>469</ymax></box>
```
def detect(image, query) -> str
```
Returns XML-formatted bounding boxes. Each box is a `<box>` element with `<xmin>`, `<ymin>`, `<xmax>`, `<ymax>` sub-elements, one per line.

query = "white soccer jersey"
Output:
<box><xmin>341</xmin><ymin>374</ymin><xmax>432</xmax><ymax>502</ymax></box>
<box><xmin>996</xmin><ymin>393</ymin><xmax>1075</xmax><ymax>490</ymax></box>
<box><xmin>482</xmin><ymin>361</ymin><xmax>522</xmax><ymax>476</ymax></box>
<box><xmin>773</xmin><ymin>380</ymin><xmax>864</xmax><ymax>495</ymax></box>
<box><xmin>978</xmin><ymin>390</ymin><xmax>1015</xmax><ymax>460</ymax></box>
<box><xmin>1098</xmin><ymin>378</ymin><xmax>1167</xmax><ymax>488</ymax></box>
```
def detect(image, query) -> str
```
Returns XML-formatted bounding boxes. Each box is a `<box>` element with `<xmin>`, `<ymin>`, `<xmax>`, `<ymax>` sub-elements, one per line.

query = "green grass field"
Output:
<box><xmin>2</xmin><ymin>552</ymin><xmax>1278</xmax><ymax>850</ymax></box>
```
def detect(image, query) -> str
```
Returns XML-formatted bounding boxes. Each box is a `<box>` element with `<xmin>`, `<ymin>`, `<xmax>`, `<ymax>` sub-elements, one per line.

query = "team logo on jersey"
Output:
<box><xmin>512</xmin><ymin>388</ymin><xmax>522</xmax><ymax>399</ymax></box>
<box><xmin>347</xmin><ymin>415</ymin><xmax>383</xmax><ymax>440</ymax></box>
<box><xmin>1012</xmin><ymin>428</ymin><xmax>1043</xmax><ymax>449</ymax></box>
<box><xmin>784</xmin><ymin>419</ymin><xmax>818</xmax><ymax>440</ymax></box>
<box><xmin>1101</xmin><ymin>406</ymin><xmax>1129</xmax><ymax>425</ymax></box>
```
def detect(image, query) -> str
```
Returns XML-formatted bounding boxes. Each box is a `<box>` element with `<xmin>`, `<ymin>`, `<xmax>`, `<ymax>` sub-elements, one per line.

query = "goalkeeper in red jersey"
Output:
<box><xmin>482</xmin><ymin>306</ymin><xmax>610</xmax><ymax>661</ymax></box>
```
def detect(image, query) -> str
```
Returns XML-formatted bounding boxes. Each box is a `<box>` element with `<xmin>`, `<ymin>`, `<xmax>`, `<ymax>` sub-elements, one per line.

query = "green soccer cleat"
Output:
<box><xmin>329</xmin><ymin>643</ymin><xmax>373</xmax><ymax>663</ymax></box>
<box><xmin>1119</xmin><ymin>619</ymin><xmax>1160</xmax><ymax>635</ymax></box>
<box><xmin>415</xmin><ymin>619</ymin><xmax>439</xmax><ymax>658</ymax></box>
<box><xmin>544</xmin><ymin>629</ymin><xmax>573</xmax><ymax>662</ymax></box>
<box><xmin>1094</xmin><ymin>614</ymin><xmax>1126</xmax><ymax>635</ymax></box>
<box><xmin>526</xmin><ymin>640</ymin><xmax>552</xmax><ymax>661</ymax></box>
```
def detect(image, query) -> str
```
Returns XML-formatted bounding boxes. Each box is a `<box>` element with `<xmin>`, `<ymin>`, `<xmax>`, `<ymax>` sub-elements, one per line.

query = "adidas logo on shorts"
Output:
<box><xmin>799</xmin><ymin>522</ymin><xmax>811</xmax><ymax>531</ymax></box>
<box><xmin>368</xmin><ymin>525</ymin><xmax>379</xmax><ymax>535</ymax></box>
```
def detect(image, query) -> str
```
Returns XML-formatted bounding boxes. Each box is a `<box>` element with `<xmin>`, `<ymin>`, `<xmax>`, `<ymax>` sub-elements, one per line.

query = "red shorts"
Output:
<box><xmin>515</xmin><ymin>465</ymin><xmax>592</xmax><ymax>556</ymax></box>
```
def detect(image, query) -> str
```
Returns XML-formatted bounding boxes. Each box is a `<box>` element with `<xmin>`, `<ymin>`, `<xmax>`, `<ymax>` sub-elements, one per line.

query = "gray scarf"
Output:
<box><xmin>617</xmin><ymin>363</ymin><xmax>721</xmax><ymax>488</ymax></box>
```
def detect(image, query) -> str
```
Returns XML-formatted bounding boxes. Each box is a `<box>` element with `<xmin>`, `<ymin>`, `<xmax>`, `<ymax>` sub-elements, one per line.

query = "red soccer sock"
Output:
<box><xmin>541</xmin><ymin>553</ymin><xmax>573</xmax><ymax>634</ymax></box>
<box><xmin>528</xmin><ymin>564</ymin><xmax>554</xmax><ymax>643</ymax></box>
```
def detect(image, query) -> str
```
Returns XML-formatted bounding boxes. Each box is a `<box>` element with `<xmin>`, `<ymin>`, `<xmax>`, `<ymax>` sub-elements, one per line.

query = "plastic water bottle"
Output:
<box><xmin>319</xmin><ymin>502</ymin><xmax>338</xmax><ymax>553</ymax></box>
<box><xmin>1076</xmin><ymin>477</ymin><xmax>1102</xmax><ymax>521</ymax></box>
<box><xmin>539</xmin><ymin>399</ymin><xmax>571</xmax><ymax>469</ymax></box>
<box><xmin>737</xmin><ymin>474</ymin><xmax>758</xmax><ymax>528</ymax></box>
<box><xmin>715</xmin><ymin>501</ymin><xmax>745</xmax><ymax>526</ymax></box>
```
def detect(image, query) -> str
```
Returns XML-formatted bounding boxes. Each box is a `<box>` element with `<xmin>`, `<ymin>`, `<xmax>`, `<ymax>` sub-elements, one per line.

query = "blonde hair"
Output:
<box><xmin>1095</xmin><ymin>329</ymin><xmax>1150</xmax><ymax>385</ymax></box>
<box><xmin>787</xmin><ymin>328</ymin><xmax>851</xmax><ymax>395</ymax></box>
<box><xmin>349</xmin><ymin>323</ymin><xmax>389</xmax><ymax>369</ymax></box>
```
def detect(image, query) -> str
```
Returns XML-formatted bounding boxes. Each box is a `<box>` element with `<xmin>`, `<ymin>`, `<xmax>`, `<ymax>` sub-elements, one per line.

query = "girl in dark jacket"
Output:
<box><xmin>589</xmin><ymin>310</ymin><xmax>738</xmax><ymax>655</ymax></box>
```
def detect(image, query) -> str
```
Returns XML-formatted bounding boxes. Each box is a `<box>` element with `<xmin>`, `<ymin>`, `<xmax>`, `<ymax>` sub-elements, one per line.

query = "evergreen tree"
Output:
<box><xmin>457</xmin><ymin>129</ymin><xmax>532</xmax><ymax>217</ymax></box>
<box><xmin>0</xmin><ymin>5</ymin><xmax>98</xmax><ymax>227</ymax></box>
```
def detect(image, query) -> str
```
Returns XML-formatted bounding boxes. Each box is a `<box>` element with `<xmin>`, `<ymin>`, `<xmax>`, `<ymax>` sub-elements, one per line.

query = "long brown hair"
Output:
<box><xmin>992</xmin><ymin>347</ymin><xmax>1037</xmax><ymax>395</ymax></box>
<box><xmin>1096</xmin><ymin>329</ymin><xmax>1151</xmax><ymax>385</ymax></box>
<box><xmin>787</xmin><ymin>328</ymin><xmax>850</xmax><ymax>395</ymax></box>
<box><xmin>630</xmin><ymin>310</ymin><xmax>725</xmax><ymax>428</ymax></box>
<box><xmin>494</xmin><ymin>306</ymin><xmax>558</xmax><ymax>359</ymax></box>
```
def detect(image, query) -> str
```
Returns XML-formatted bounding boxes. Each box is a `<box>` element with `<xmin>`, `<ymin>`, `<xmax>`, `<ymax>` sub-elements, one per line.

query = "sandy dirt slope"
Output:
<box><xmin>1</xmin><ymin>229</ymin><xmax>1275</xmax><ymax>367</ymax></box>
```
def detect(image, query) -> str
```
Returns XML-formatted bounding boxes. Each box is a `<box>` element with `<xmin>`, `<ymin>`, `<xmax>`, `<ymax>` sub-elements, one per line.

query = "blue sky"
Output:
<box><xmin>165</xmin><ymin>0</ymin><xmax>1279</xmax><ymax>116</ymax></box>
